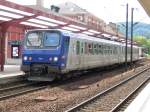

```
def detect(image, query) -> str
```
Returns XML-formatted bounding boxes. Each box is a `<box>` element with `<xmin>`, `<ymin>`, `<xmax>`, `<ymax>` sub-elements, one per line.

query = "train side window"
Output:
<box><xmin>92</xmin><ymin>43</ymin><xmax>94</xmax><ymax>54</ymax></box>
<box><xmin>103</xmin><ymin>45</ymin><xmax>106</xmax><ymax>55</ymax></box>
<box><xmin>81</xmin><ymin>42</ymin><xmax>84</xmax><ymax>54</ymax></box>
<box><xmin>101</xmin><ymin>45</ymin><xmax>103</xmax><ymax>54</ymax></box>
<box><xmin>108</xmin><ymin>45</ymin><xmax>110</xmax><ymax>54</ymax></box>
<box><xmin>76</xmin><ymin>41</ymin><xmax>80</xmax><ymax>55</ymax></box>
<box><xmin>94</xmin><ymin>44</ymin><xmax>96</xmax><ymax>54</ymax></box>
<box><xmin>98</xmin><ymin>45</ymin><xmax>101</xmax><ymax>54</ymax></box>
<box><xmin>88</xmin><ymin>43</ymin><xmax>93</xmax><ymax>54</ymax></box>
<box><xmin>88</xmin><ymin>44</ymin><xmax>91</xmax><ymax>54</ymax></box>
<box><xmin>84</xmin><ymin>42</ymin><xmax>88</xmax><ymax>54</ymax></box>
<box><xmin>94</xmin><ymin>44</ymin><xmax>98</xmax><ymax>55</ymax></box>
<box><xmin>110</xmin><ymin>45</ymin><xmax>112</xmax><ymax>55</ymax></box>
<box><xmin>96</xmin><ymin>44</ymin><xmax>98</xmax><ymax>54</ymax></box>
<box><xmin>105</xmin><ymin>46</ymin><xmax>108</xmax><ymax>54</ymax></box>
<box><xmin>114</xmin><ymin>46</ymin><xmax>117</xmax><ymax>54</ymax></box>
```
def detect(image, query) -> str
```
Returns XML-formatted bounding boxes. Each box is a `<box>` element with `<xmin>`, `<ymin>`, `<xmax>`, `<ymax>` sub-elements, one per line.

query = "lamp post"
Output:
<box><xmin>125</xmin><ymin>3</ymin><xmax>128</xmax><ymax>71</ymax></box>
<box><xmin>130</xmin><ymin>8</ymin><xmax>134</xmax><ymax>66</ymax></box>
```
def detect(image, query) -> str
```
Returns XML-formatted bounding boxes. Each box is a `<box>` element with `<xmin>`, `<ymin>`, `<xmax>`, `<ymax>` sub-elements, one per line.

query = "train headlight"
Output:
<box><xmin>23</xmin><ymin>56</ymin><xmax>28</xmax><ymax>61</ymax></box>
<box><xmin>54</xmin><ymin>57</ymin><xmax>58</xmax><ymax>62</ymax></box>
<box><xmin>49</xmin><ymin>57</ymin><xmax>52</xmax><ymax>61</ymax></box>
<box><xmin>29</xmin><ymin>57</ymin><xmax>32</xmax><ymax>61</ymax></box>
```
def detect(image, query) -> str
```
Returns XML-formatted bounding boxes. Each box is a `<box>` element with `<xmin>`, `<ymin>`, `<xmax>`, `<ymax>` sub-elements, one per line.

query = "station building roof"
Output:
<box><xmin>0</xmin><ymin>0</ymin><xmax>133</xmax><ymax>44</ymax></box>
<box><xmin>138</xmin><ymin>0</ymin><xmax>150</xmax><ymax>17</ymax></box>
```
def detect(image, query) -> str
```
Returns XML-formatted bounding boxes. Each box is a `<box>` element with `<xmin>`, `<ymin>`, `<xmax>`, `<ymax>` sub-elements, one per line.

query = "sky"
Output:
<box><xmin>6</xmin><ymin>0</ymin><xmax>150</xmax><ymax>24</ymax></box>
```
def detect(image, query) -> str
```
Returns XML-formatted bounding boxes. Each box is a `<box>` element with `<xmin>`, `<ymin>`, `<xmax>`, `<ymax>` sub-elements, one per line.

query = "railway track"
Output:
<box><xmin>0</xmin><ymin>81</ymin><xmax>47</xmax><ymax>100</ymax></box>
<box><xmin>65</xmin><ymin>66</ymin><xmax>150</xmax><ymax>112</ymax></box>
<box><xmin>110</xmin><ymin>77</ymin><xmax>150</xmax><ymax>112</ymax></box>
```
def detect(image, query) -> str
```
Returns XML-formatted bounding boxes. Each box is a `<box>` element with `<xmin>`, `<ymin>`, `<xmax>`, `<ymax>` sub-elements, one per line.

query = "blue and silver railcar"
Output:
<box><xmin>21</xmin><ymin>29</ymin><xmax>140</xmax><ymax>81</ymax></box>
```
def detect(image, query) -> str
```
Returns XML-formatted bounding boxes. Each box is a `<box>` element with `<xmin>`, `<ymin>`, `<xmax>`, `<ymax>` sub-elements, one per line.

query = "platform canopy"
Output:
<box><xmin>138</xmin><ymin>0</ymin><xmax>150</xmax><ymax>17</ymax></box>
<box><xmin>0</xmin><ymin>0</ymin><xmax>122</xmax><ymax>40</ymax></box>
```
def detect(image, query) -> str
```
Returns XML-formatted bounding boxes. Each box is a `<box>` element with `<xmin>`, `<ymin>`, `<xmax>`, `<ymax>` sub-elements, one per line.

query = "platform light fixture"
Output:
<box><xmin>88</xmin><ymin>29</ymin><xmax>100</xmax><ymax>34</ymax></box>
<box><xmin>101</xmin><ymin>33</ymin><xmax>111</xmax><ymax>37</ymax></box>
<box><xmin>0</xmin><ymin>11</ymin><xmax>24</xmax><ymax>19</ymax></box>
<box><xmin>82</xmin><ymin>31</ymin><xmax>94</xmax><ymax>35</ymax></box>
<box><xmin>0</xmin><ymin>5</ymin><xmax>34</xmax><ymax>16</ymax></box>
<box><xmin>0</xmin><ymin>16</ymin><xmax>12</xmax><ymax>21</ymax></box>
<box><xmin>27</xmin><ymin>19</ymin><xmax>58</xmax><ymax>27</ymax></box>
<box><xmin>68</xmin><ymin>25</ymin><xmax>87</xmax><ymax>30</ymax></box>
<box><xmin>62</xmin><ymin>26</ymin><xmax>79</xmax><ymax>32</ymax></box>
<box><xmin>36</xmin><ymin>16</ymin><xmax>66</xmax><ymax>25</ymax></box>
<box><xmin>120</xmin><ymin>38</ymin><xmax>125</xmax><ymax>41</ymax></box>
<box><xmin>112</xmin><ymin>36</ymin><xmax>118</xmax><ymax>39</ymax></box>
<box><xmin>21</xmin><ymin>22</ymin><xmax>48</xmax><ymax>28</ymax></box>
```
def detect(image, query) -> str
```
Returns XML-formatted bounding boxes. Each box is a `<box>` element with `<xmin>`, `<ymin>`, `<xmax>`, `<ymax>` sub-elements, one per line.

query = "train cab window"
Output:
<box><xmin>44</xmin><ymin>32</ymin><xmax>60</xmax><ymax>47</ymax></box>
<box><xmin>26</xmin><ymin>32</ymin><xmax>42</xmax><ymax>47</ymax></box>
<box><xmin>76</xmin><ymin>41</ymin><xmax>80</xmax><ymax>55</ymax></box>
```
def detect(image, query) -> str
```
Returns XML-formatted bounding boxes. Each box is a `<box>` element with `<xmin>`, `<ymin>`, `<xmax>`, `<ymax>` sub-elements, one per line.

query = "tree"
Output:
<box><xmin>134</xmin><ymin>36</ymin><xmax>150</xmax><ymax>54</ymax></box>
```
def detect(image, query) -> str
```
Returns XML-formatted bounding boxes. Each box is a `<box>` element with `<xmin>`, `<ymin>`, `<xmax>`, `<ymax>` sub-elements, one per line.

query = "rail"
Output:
<box><xmin>65</xmin><ymin>66</ymin><xmax>150</xmax><ymax>112</ymax></box>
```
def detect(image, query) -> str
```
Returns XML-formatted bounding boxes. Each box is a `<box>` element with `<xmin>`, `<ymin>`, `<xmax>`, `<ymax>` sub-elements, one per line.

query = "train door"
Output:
<box><xmin>69</xmin><ymin>39</ymin><xmax>81</xmax><ymax>70</ymax></box>
<box><xmin>80</xmin><ymin>41</ymin><xmax>84</xmax><ymax>68</ymax></box>
<box><xmin>119</xmin><ymin>46</ymin><xmax>122</xmax><ymax>63</ymax></box>
<box><xmin>0</xmin><ymin>30</ymin><xmax>2</xmax><ymax>71</ymax></box>
<box><xmin>76</xmin><ymin>40</ymin><xmax>81</xmax><ymax>69</ymax></box>
<box><xmin>0</xmin><ymin>37</ymin><xmax>2</xmax><ymax>71</ymax></box>
<box><xmin>118</xmin><ymin>46</ymin><xmax>120</xmax><ymax>63</ymax></box>
<box><xmin>115</xmin><ymin>45</ymin><xmax>119</xmax><ymax>63</ymax></box>
<box><xmin>99</xmin><ymin>43</ymin><xmax>104</xmax><ymax>67</ymax></box>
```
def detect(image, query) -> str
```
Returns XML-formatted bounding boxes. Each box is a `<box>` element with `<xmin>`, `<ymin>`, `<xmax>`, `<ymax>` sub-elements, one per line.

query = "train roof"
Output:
<box><xmin>26</xmin><ymin>29</ymin><xmax>138</xmax><ymax>48</ymax></box>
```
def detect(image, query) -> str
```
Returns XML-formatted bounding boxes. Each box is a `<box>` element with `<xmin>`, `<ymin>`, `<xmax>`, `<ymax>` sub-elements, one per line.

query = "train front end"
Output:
<box><xmin>21</xmin><ymin>30</ymin><xmax>69</xmax><ymax>81</ymax></box>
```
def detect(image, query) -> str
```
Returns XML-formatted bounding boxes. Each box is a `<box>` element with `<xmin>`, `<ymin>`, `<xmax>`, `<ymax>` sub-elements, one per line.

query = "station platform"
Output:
<box><xmin>124</xmin><ymin>82</ymin><xmax>150</xmax><ymax>112</ymax></box>
<box><xmin>0</xmin><ymin>65</ymin><xmax>25</xmax><ymax>84</ymax></box>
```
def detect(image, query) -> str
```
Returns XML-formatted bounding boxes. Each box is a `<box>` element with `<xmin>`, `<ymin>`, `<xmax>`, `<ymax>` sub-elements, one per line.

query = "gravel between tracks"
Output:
<box><xmin>78</xmin><ymin>68</ymin><xmax>150</xmax><ymax>112</ymax></box>
<box><xmin>0</xmin><ymin>59</ymin><xmax>149</xmax><ymax>112</ymax></box>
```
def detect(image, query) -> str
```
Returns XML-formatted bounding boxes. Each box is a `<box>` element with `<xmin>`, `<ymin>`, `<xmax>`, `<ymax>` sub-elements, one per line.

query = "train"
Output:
<box><xmin>21</xmin><ymin>29</ymin><xmax>141</xmax><ymax>81</ymax></box>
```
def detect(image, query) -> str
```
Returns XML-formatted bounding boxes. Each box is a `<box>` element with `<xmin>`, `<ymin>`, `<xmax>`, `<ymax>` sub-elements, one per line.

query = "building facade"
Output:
<box><xmin>0</xmin><ymin>25</ymin><xmax>25</xmax><ymax>64</ymax></box>
<box><xmin>58</xmin><ymin>2</ymin><xmax>106</xmax><ymax>31</ymax></box>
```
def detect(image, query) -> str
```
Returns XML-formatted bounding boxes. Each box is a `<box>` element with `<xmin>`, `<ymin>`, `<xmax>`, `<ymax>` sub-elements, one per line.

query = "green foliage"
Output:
<box><xmin>134</xmin><ymin>36</ymin><xmax>147</xmax><ymax>46</ymax></box>
<box><xmin>134</xmin><ymin>36</ymin><xmax>150</xmax><ymax>54</ymax></box>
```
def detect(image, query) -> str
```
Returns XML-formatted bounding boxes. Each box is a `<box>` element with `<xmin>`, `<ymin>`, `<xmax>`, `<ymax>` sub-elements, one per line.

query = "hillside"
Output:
<box><xmin>117</xmin><ymin>22</ymin><xmax>150</xmax><ymax>38</ymax></box>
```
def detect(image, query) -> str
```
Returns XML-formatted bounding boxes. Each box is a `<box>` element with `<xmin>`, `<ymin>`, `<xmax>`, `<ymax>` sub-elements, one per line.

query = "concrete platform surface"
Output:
<box><xmin>0</xmin><ymin>65</ymin><xmax>24</xmax><ymax>76</ymax></box>
<box><xmin>0</xmin><ymin>65</ymin><xmax>25</xmax><ymax>84</ymax></box>
<box><xmin>124</xmin><ymin>82</ymin><xmax>150</xmax><ymax>112</ymax></box>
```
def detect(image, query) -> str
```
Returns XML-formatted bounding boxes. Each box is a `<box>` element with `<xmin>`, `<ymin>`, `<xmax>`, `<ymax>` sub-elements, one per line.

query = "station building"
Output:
<box><xmin>0</xmin><ymin>24</ymin><xmax>25</xmax><ymax>64</ymax></box>
<box><xmin>57</xmin><ymin>2</ymin><xmax>118</xmax><ymax>35</ymax></box>
<box><xmin>1</xmin><ymin>0</ymin><xmax>123</xmax><ymax>65</ymax></box>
